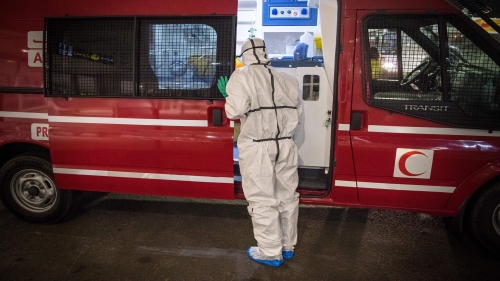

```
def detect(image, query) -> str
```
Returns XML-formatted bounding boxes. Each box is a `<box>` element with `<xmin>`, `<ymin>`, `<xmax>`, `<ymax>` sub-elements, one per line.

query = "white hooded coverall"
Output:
<box><xmin>225</xmin><ymin>38</ymin><xmax>301</xmax><ymax>258</ymax></box>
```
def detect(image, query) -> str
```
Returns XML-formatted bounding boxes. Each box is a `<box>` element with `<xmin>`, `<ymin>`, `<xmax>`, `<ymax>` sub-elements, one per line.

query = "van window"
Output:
<box><xmin>364</xmin><ymin>16</ymin><xmax>500</xmax><ymax>130</ymax></box>
<box><xmin>45</xmin><ymin>16</ymin><xmax>234</xmax><ymax>99</ymax></box>
<box><xmin>303</xmin><ymin>75</ymin><xmax>320</xmax><ymax>101</ymax></box>
<box><xmin>139</xmin><ymin>22</ymin><xmax>218</xmax><ymax>97</ymax></box>
<box><xmin>46</xmin><ymin>18</ymin><xmax>135</xmax><ymax>97</ymax></box>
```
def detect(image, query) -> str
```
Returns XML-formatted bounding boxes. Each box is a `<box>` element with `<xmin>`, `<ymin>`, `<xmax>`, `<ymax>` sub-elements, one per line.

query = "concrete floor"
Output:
<box><xmin>0</xmin><ymin>192</ymin><xmax>499</xmax><ymax>281</ymax></box>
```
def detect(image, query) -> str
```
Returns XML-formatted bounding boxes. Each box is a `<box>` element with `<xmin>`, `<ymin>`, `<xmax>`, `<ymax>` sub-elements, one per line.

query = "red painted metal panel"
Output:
<box><xmin>445</xmin><ymin>160</ymin><xmax>500</xmax><ymax>214</ymax></box>
<box><xmin>0</xmin><ymin>0</ymin><xmax>237</xmax><ymax>200</ymax></box>
<box><xmin>0</xmin><ymin>21</ymin><xmax>44</xmax><ymax>88</ymax></box>
<box><xmin>55</xmin><ymin>174</ymin><xmax>233</xmax><ymax>199</ymax></box>
<box><xmin>1</xmin><ymin>0</ymin><xmax>237</xmax><ymax>20</ymax></box>
<box><xmin>0</xmin><ymin>1</ymin><xmax>48</xmax><ymax>20</ymax></box>
<box><xmin>330</xmin><ymin>185</ymin><xmax>359</xmax><ymax>205</ymax></box>
<box><xmin>327</xmin><ymin>9</ymin><xmax>359</xmax><ymax>205</ymax></box>
<box><xmin>0</xmin><ymin>93</ymin><xmax>48</xmax><ymax>145</ymax></box>
<box><xmin>0</xmin><ymin>93</ymin><xmax>47</xmax><ymax>113</ymax></box>
<box><xmin>47</xmin><ymin>0</ymin><xmax>238</xmax><ymax>17</ymax></box>
<box><xmin>47</xmin><ymin>98</ymin><xmax>234</xmax><ymax>199</ymax></box>
<box><xmin>351</xmin><ymin>134</ymin><xmax>500</xmax><ymax>183</ymax></box>
<box><xmin>343</xmin><ymin>0</ymin><xmax>458</xmax><ymax>12</ymax></box>
<box><xmin>358</xmin><ymin>188</ymin><xmax>451</xmax><ymax>210</ymax></box>
<box><xmin>348</xmin><ymin>9</ymin><xmax>500</xmax><ymax>212</ymax></box>
<box><xmin>0</xmin><ymin>0</ymin><xmax>237</xmax><ymax>88</ymax></box>
<box><xmin>3</xmin><ymin>0</ymin><xmax>498</xmax><ymax>214</ymax></box>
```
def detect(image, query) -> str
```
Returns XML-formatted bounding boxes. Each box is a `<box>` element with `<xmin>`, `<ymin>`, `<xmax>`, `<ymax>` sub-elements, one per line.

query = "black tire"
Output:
<box><xmin>468</xmin><ymin>182</ymin><xmax>500</xmax><ymax>256</ymax></box>
<box><xmin>0</xmin><ymin>154</ymin><xmax>81</xmax><ymax>223</ymax></box>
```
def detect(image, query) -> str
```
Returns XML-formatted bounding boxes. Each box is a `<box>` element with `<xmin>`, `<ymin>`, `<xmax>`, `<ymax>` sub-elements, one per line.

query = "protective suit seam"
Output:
<box><xmin>253</xmin><ymin>136</ymin><xmax>292</xmax><ymax>142</ymax></box>
<box><xmin>249</xmin><ymin>38</ymin><xmax>261</xmax><ymax>64</ymax></box>
<box><xmin>246</xmin><ymin>106</ymin><xmax>297</xmax><ymax>115</ymax></box>
<box><xmin>264</xmin><ymin>64</ymin><xmax>281</xmax><ymax>162</ymax></box>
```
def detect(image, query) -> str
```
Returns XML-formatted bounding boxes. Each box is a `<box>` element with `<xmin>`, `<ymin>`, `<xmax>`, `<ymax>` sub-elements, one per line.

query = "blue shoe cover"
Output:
<box><xmin>247</xmin><ymin>247</ymin><xmax>283</xmax><ymax>267</ymax></box>
<box><xmin>282</xmin><ymin>250</ymin><xmax>294</xmax><ymax>260</ymax></box>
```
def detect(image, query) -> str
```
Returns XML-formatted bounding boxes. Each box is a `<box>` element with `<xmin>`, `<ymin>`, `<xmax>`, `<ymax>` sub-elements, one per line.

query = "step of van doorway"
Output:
<box><xmin>234</xmin><ymin>164</ymin><xmax>328</xmax><ymax>189</ymax></box>
<box><xmin>233</xmin><ymin>144</ymin><xmax>329</xmax><ymax>196</ymax></box>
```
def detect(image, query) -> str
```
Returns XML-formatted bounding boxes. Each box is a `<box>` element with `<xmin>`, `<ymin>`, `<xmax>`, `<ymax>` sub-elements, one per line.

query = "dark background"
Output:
<box><xmin>477</xmin><ymin>0</ymin><xmax>500</xmax><ymax>17</ymax></box>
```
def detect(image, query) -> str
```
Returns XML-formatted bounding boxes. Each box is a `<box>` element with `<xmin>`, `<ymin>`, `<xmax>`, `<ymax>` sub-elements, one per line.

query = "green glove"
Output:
<box><xmin>217</xmin><ymin>76</ymin><xmax>229</xmax><ymax>98</ymax></box>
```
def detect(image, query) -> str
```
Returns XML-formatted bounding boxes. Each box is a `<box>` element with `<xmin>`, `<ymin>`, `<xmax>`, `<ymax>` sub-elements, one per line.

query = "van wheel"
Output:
<box><xmin>0</xmin><ymin>154</ymin><xmax>80</xmax><ymax>223</ymax></box>
<box><xmin>468</xmin><ymin>182</ymin><xmax>500</xmax><ymax>255</ymax></box>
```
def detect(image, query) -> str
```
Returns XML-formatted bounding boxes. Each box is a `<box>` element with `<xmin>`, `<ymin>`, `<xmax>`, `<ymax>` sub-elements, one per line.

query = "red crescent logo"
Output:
<box><xmin>398</xmin><ymin>151</ymin><xmax>427</xmax><ymax>177</ymax></box>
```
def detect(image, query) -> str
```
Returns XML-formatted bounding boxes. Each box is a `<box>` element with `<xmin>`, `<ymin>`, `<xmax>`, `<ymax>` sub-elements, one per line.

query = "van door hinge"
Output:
<box><xmin>339</xmin><ymin>43</ymin><xmax>343</xmax><ymax>53</ymax></box>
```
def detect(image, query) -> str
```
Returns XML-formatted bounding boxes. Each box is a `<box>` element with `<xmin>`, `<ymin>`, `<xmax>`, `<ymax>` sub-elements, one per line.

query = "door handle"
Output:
<box><xmin>212</xmin><ymin>109</ymin><xmax>222</xmax><ymax>126</ymax></box>
<box><xmin>350</xmin><ymin>112</ymin><xmax>363</xmax><ymax>130</ymax></box>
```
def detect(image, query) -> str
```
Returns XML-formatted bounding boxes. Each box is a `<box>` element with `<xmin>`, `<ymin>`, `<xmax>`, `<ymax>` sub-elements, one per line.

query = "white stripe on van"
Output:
<box><xmin>48</xmin><ymin>116</ymin><xmax>208</xmax><ymax>127</ymax></box>
<box><xmin>0</xmin><ymin>111</ymin><xmax>48</xmax><ymax>119</ymax></box>
<box><xmin>335</xmin><ymin>180</ymin><xmax>357</xmax><ymax>187</ymax></box>
<box><xmin>358</xmin><ymin>181</ymin><xmax>456</xmax><ymax>193</ymax></box>
<box><xmin>53</xmin><ymin>168</ymin><xmax>234</xmax><ymax>184</ymax></box>
<box><xmin>368</xmin><ymin>125</ymin><xmax>500</xmax><ymax>137</ymax></box>
<box><xmin>338</xmin><ymin>124</ymin><xmax>350</xmax><ymax>131</ymax></box>
<box><xmin>336</xmin><ymin>180</ymin><xmax>455</xmax><ymax>193</ymax></box>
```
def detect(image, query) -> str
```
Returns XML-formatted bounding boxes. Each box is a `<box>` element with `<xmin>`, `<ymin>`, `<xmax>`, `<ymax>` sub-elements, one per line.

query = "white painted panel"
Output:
<box><xmin>237</xmin><ymin>10</ymin><xmax>256</xmax><ymax>22</ymax></box>
<box><xmin>237</xmin><ymin>23</ymin><xmax>253</xmax><ymax>43</ymax></box>
<box><xmin>319</xmin><ymin>0</ymin><xmax>338</xmax><ymax>93</ymax></box>
<box><xmin>276</xmin><ymin>66</ymin><xmax>332</xmax><ymax>167</ymax></box>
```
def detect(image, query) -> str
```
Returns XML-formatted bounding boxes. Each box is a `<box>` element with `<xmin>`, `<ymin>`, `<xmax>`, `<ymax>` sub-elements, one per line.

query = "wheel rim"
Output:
<box><xmin>10</xmin><ymin>169</ymin><xmax>58</xmax><ymax>213</ymax></box>
<box><xmin>493</xmin><ymin>204</ymin><xmax>500</xmax><ymax>236</ymax></box>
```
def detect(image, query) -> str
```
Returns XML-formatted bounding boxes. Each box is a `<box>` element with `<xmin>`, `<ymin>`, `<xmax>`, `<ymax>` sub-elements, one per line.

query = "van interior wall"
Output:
<box><xmin>232</xmin><ymin>0</ymin><xmax>338</xmax><ymax>191</ymax></box>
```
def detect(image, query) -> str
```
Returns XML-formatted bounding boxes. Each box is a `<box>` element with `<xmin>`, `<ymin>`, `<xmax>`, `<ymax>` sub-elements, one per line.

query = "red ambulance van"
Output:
<box><xmin>1</xmin><ymin>0</ymin><xmax>500</xmax><ymax>254</ymax></box>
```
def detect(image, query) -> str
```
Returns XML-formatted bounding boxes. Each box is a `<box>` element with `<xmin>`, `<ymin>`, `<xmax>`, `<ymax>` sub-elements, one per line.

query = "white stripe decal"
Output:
<box><xmin>0</xmin><ymin>111</ymin><xmax>48</xmax><ymax>119</ymax></box>
<box><xmin>53</xmin><ymin>168</ymin><xmax>233</xmax><ymax>184</ymax></box>
<box><xmin>368</xmin><ymin>125</ymin><xmax>500</xmax><ymax>137</ymax></box>
<box><xmin>335</xmin><ymin>180</ymin><xmax>357</xmax><ymax>187</ymax></box>
<box><xmin>336</xmin><ymin>180</ymin><xmax>455</xmax><ymax>193</ymax></box>
<box><xmin>357</xmin><ymin>181</ymin><xmax>456</xmax><ymax>193</ymax></box>
<box><xmin>48</xmin><ymin>116</ymin><xmax>208</xmax><ymax>127</ymax></box>
<box><xmin>338</xmin><ymin>124</ymin><xmax>350</xmax><ymax>131</ymax></box>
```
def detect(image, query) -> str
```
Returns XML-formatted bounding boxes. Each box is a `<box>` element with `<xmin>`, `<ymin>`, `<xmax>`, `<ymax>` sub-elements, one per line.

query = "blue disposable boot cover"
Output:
<box><xmin>282</xmin><ymin>250</ymin><xmax>294</xmax><ymax>260</ymax></box>
<box><xmin>247</xmin><ymin>247</ymin><xmax>283</xmax><ymax>267</ymax></box>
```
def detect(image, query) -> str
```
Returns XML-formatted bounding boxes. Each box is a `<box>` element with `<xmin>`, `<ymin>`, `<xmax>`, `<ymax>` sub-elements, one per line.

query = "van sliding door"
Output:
<box><xmin>44</xmin><ymin>16</ymin><xmax>236</xmax><ymax>199</ymax></box>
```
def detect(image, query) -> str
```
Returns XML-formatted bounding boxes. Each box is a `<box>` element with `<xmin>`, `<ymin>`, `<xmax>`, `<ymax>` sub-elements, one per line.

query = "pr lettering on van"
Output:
<box><xmin>27</xmin><ymin>31</ymin><xmax>44</xmax><ymax>67</ymax></box>
<box><xmin>393</xmin><ymin>149</ymin><xmax>434</xmax><ymax>179</ymax></box>
<box><xmin>31</xmin><ymin>123</ymin><xmax>49</xmax><ymax>140</ymax></box>
<box><xmin>404</xmin><ymin>105</ymin><xmax>449</xmax><ymax>112</ymax></box>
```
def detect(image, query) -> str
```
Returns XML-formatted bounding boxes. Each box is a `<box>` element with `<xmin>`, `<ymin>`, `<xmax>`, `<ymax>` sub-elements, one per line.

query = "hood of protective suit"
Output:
<box><xmin>239</xmin><ymin>38</ymin><xmax>270</xmax><ymax>66</ymax></box>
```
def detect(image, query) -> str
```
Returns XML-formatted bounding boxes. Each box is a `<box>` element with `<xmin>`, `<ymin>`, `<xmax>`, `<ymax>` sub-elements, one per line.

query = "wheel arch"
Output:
<box><xmin>444</xmin><ymin>159</ymin><xmax>500</xmax><ymax>217</ymax></box>
<box><xmin>0</xmin><ymin>142</ymin><xmax>50</xmax><ymax>170</ymax></box>
<box><xmin>0</xmin><ymin>149</ymin><xmax>82</xmax><ymax>223</ymax></box>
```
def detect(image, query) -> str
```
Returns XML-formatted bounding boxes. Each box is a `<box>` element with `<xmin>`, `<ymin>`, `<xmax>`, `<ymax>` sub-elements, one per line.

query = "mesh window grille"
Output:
<box><xmin>45</xmin><ymin>16</ymin><xmax>235</xmax><ymax>99</ymax></box>
<box><xmin>364</xmin><ymin>16</ymin><xmax>500</xmax><ymax>130</ymax></box>
<box><xmin>45</xmin><ymin>18</ymin><xmax>135</xmax><ymax>97</ymax></box>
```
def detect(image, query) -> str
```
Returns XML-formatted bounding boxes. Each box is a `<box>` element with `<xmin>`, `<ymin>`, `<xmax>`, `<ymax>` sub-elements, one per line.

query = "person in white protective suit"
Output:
<box><xmin>217</xmin><ymin>38</ymin><xmax>302</xmax><ymax>267</ymax></box>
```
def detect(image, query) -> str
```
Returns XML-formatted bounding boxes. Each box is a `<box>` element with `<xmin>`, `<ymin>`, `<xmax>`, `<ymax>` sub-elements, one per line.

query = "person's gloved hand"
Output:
<box><xmin>217</xmin><ymin>76</ymin><xmax>229</xmax><ymax>98</ymax></box>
